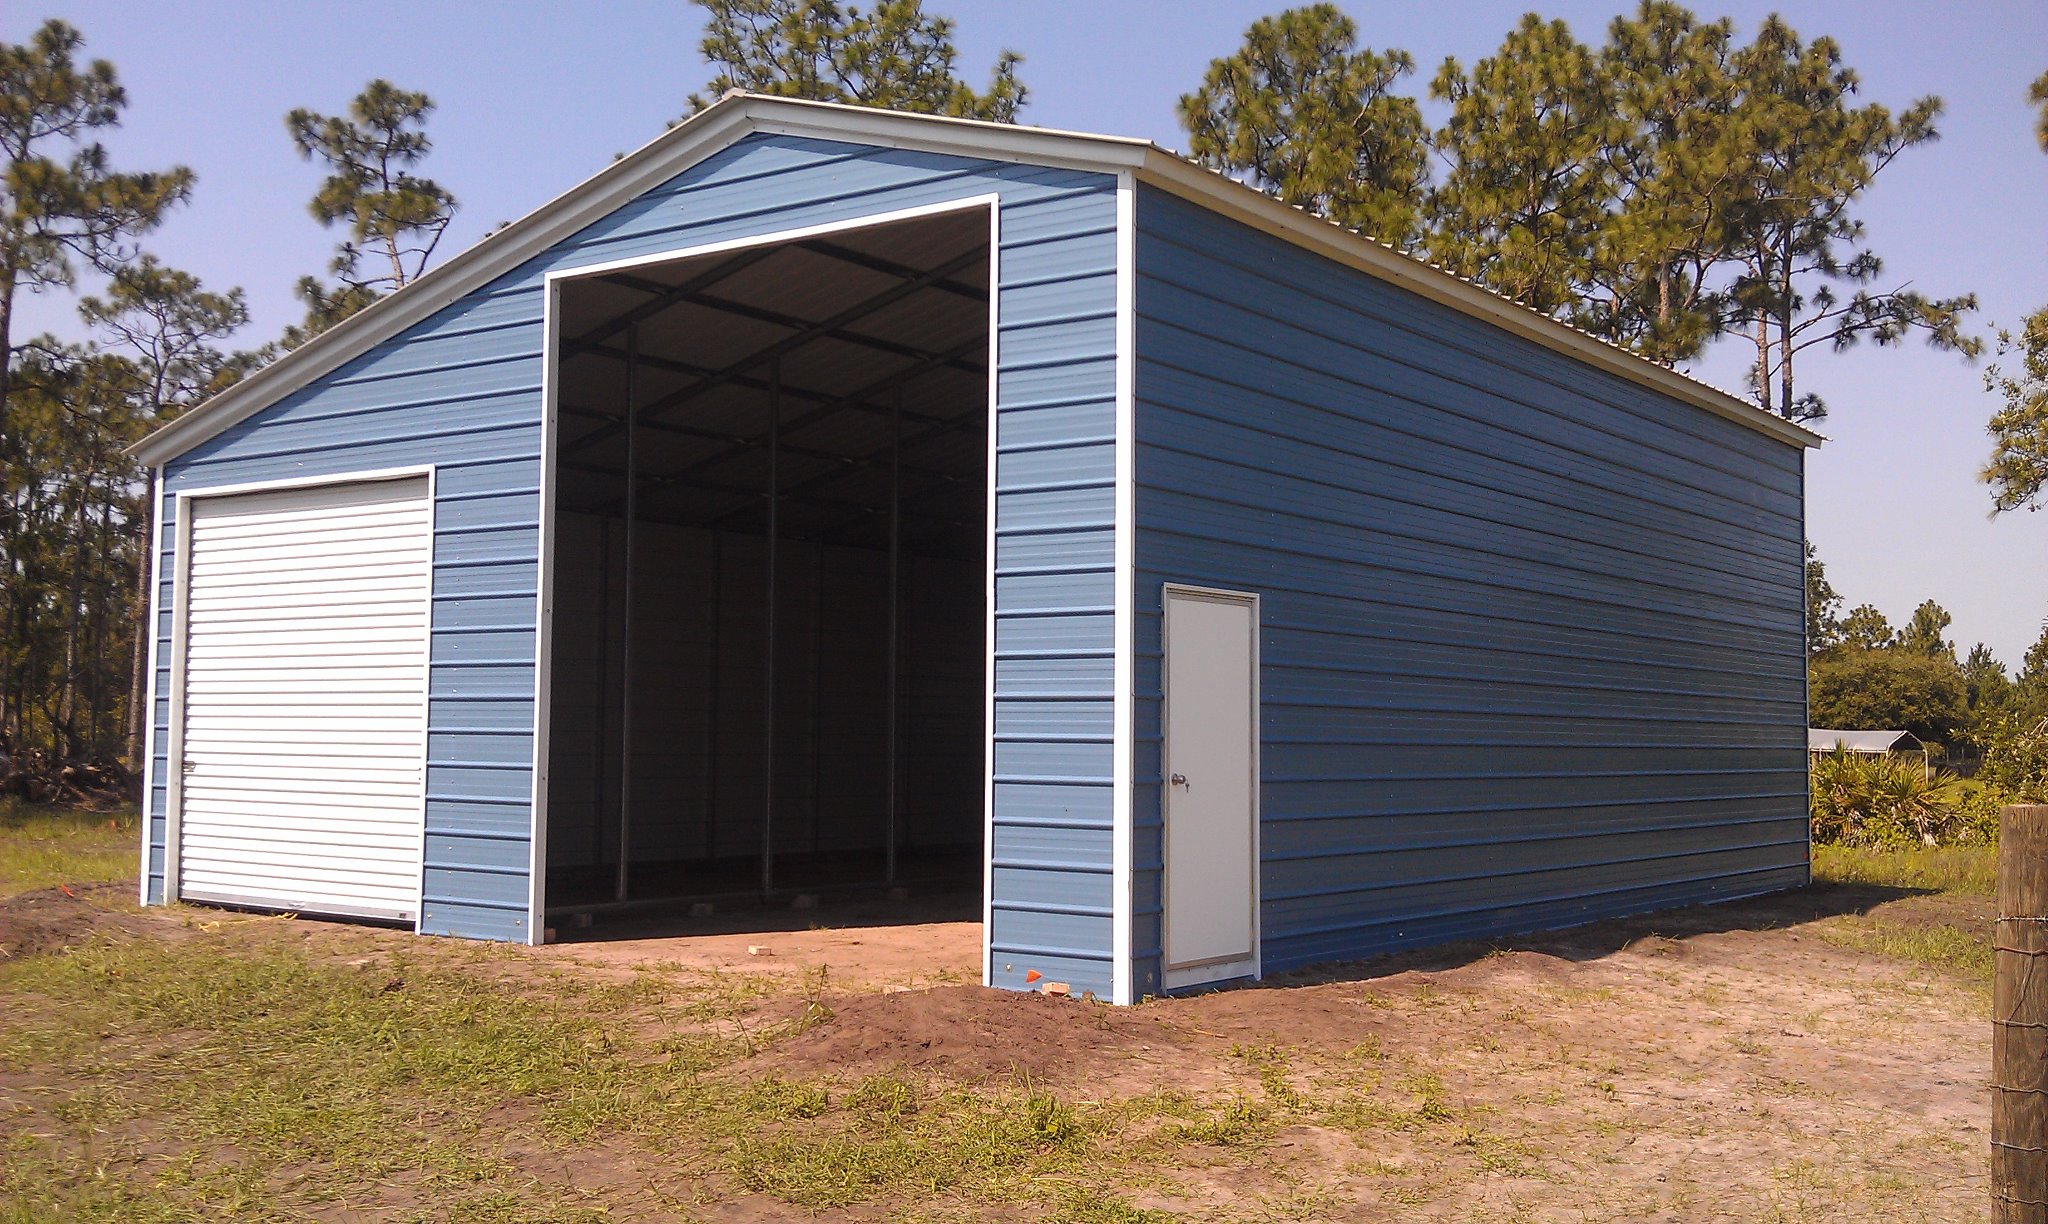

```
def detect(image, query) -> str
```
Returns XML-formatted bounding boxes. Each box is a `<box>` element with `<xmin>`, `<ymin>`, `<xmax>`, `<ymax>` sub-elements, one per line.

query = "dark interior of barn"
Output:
<box><xmin>542</xmin><ymin>206</ymin><xmax>991</xmax><ymax>920</ymax></box>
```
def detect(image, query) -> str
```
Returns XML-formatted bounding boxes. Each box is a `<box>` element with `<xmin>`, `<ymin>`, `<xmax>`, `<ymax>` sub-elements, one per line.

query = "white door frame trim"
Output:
<box><xmin>535</xmin><ymin>194</ymin><xmax>1003</xmax><ymax>959</ymax></box>
<box><xmin>1159</xmin><ymin>582</ymin><xmax>1262</xmax><ymax>991</ymax></box>
<box><xmin>163</xmin><ymin>464</ymin><xmax>436</xmax><ymax>924</ymax></box>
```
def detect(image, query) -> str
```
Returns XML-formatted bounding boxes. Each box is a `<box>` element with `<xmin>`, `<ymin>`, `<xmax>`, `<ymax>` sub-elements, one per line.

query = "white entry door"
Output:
<box><xmin>171</xmin><ymin>474</ymin><xmax>433</xmax><ymax>922</ymax></box>
<box><xmin>1162</xmin><ymin>584</ymin><xmax>1260</xmax><ymax>989</ymax></box>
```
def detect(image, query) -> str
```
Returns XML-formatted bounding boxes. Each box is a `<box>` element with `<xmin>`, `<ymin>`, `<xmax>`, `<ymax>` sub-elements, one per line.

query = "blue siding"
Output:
<box><xmin>1130</xmin><ymin>187</ymin><xmax>1808</xmax><ymax>993</ymax></box>
<box><xmin>149</xmin><ymin>134</ymin><xmax>1120</xmax><ymax>988</ymax></box>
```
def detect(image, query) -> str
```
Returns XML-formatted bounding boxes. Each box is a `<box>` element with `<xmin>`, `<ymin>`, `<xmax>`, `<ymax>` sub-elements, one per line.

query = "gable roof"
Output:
<box><xmin>1808</xmin><ymin>729</ymin><xmax>1926</xmax><ymax>754</ymax></box>
<box><xmin>130</xmin><ymin>93</ymin><xmax>1822</xmax><ymax>467</ymax></box>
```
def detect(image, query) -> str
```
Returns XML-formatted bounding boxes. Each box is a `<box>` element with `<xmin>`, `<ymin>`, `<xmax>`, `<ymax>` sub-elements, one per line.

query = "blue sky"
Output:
<box><xmin>11</xmin><ymin>1</ymin><xmax>2046</xmax><ymax>664</ymax></box>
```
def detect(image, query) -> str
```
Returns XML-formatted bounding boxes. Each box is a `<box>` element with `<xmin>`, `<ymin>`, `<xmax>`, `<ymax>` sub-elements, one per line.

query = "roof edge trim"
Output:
<box><xmin>131</xmin><ymin>93</ymin><xmax>1817</xmax><ymax>466</ymax></box>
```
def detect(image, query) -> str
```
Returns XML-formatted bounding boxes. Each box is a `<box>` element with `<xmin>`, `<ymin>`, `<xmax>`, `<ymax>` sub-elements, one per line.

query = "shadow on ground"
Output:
<box><xmin>1251</xmin><ymin>878</ymin><xmax>1943</xmax><ymax>993</ymax></box>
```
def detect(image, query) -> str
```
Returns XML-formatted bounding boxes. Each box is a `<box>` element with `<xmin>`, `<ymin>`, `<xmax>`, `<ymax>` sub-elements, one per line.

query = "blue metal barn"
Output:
<box><xmin>131</xmin><ymin>95</ymin><xmax>1819</xmax><ymax>1004</ymax></box>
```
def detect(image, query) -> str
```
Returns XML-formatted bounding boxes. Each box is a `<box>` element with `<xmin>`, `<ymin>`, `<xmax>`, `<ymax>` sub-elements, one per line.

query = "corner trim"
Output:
<box><xmin>137</xmin><ymin>468</ymin><xmax>165</xmax><ymax>905</ymax></box>
<box><xmin>1111</xmin><ymin>171</ymin><xmax>1137</xmax><ymax>1005</ymax></box>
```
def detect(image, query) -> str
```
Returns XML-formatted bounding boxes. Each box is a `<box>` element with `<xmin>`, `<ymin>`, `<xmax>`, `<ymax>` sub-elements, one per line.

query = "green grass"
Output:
<box><xmin>0</xmin><ymin>798</ymin><xmax>137</xmax><ymax>898</ymax></box>
<box><xmin>0</xmin><ymin>923</ymin><xmax>1219</xmax><ymax>1221</ymax></box>
<box><xmin>1810</xmin><ymin>843</ymin><xmax>1995</xmax><ymax>897</ymax></box>
<box><xmin>1810</xmin><ymin>844</ymin><xmax>1994</xmax><ymax>986</ymax></box>
<box><xmin>0</xmin><ymin>804</ymin><xmax>1224</xmax><ymax>1217</ymax></box>
<box><xmin>1814</xmin><ymin>915</ymin><xmax>1994</xmax><ymax>984</ymax></box>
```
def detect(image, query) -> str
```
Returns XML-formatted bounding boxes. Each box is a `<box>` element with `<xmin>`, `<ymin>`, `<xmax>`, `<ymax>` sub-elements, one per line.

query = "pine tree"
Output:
<box><xmin>1962</xmin><ymin>643</ymin><xmax>2013</xmax><ymax>716</ymax></box>
<box><xmin>2032</xmin><ymin>68</ymin><xmax>2048</xmax><ymax>152</ymax></box>
<box><xmin>1</xmin><ymin>19</ymin><xmax>190</xmax><ymax>753</ymax></box>
<box><xmin>1897</xmin><ymin>600</ymin><xmax>1954</xmax><ymax>659</ymax></box>
<box><xmin>1178</xmin><ymin>5</ymin><xmax>1430</xmax><ymax>246</ymax></box>
<box><xmin>79</xmin><ymin>258</ymin><xmax>255</xmax><ymax>765</ymax></box>
<box><xmin>1984</xmin><ymin>308</ymin><xmax>2048</xmax><ymax>513</ymax></box>
<box><xmin>1838</xmin><ymin>603</ymin><xmax>1895</xmax><ymax>652</ymax></box>
<box><xmin>1804</xmin><ymin>539</ymin><xmax>1842</xmax><ymax>656</ymax></box>
<box><xmin>1581</xmin><ymin>2</ymin><xmax>1744</xmax><ymax>363</ymax></box>
<box><xmin>1427</xmin><ymin>15</ymin><xmax>1619</xmax><ymax>316</ymax></box>
<box><xmin>79</xmin><ymin>256</ymin><xmax>257</xmax><ymax>412</ymax></box>
<box><xmin>284</xmin><ymin>80</ymin><xmax>457</xmax><ymax>346</ymax></box>
<box><xmin>1983</xmin><ymin>77</ymin><xmax>2048</xmax><ymax>514</ymax></box>
<box><xmin>2026</xmin><ymin>622</ymin><xmax>2048</xmax><ymax>687</ymax></box>
<box><xmin>1720</xmin><ymin>18</ymin><xmax>1976</xmax><ymax>423</ymax></box>
<box><xmin>687</xmin><ymin>0</ymin><xmax>1024</xmax><ymax>122</ymax></box>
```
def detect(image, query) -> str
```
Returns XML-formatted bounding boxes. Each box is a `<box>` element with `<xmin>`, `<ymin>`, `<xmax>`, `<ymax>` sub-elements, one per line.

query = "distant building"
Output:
<box><xmin>1808</xmin><ymin>729</ymin><xmax>1931</xmax><ymax>778</ymax></box>
<box><xmin>1807</xmin><ymin>729</ymin><xmax>1928</xmax><ymax>756</ymax></box>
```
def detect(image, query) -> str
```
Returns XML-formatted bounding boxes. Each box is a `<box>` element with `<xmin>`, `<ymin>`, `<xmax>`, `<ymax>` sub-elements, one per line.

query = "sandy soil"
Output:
<box><xmin>0</xmin><ymin>879</ymin><xmax>1990</xmax><ymax>1220</ymax></box>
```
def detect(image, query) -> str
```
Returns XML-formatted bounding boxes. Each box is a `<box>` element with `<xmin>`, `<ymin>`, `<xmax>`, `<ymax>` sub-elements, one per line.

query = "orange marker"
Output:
<box><xmin>1025</xmin><ymin>969</ymin><xmax>1041</xmax><ymax>983</ymax></box>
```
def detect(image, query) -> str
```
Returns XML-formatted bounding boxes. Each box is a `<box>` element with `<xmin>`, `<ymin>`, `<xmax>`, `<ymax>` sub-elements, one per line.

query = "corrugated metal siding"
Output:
<box><xmin>1129</xmin><ymin>187</ymin><xmax>1808</xmax><ymax>992</ymax></box>
<box><xmin>149</xmin><ymin>134</ymin><xmax>1118</xmax><ymax>984</ymax></box>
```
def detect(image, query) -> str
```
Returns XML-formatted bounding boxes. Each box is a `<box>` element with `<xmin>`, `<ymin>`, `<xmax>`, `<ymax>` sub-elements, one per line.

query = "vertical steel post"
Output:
<box><xmin>810</xmin><ymin>545</ymin><xmax>826</xmax><ymax>855</ymax></box>
<box><xmin>885</xmin><ymin>384</ymin><xmax>902</xmax><ymax>885</ymax></box>
<box><xmin>762</xmin><ymin>359</ymin><xmax>780</xmax><ymax>897</ymax></box>
<box><xmin>616</xmin><ymin>325</ymin><xmax>639</xmax><ymax>903</ymax></box>
<box><xmin>703</xmin><ymin>533</ymin><xmax>721</xmax><ymax>864</ymax></box>
<box><xmin>591</xmin><ymin>516</ymin><xmax>611</xmax><ymax>867</ymax></box>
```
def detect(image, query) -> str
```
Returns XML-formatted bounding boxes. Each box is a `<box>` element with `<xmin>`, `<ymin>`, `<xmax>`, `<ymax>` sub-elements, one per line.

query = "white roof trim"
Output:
<box><xmin>131</xmin><ymin>93</ymin><xmax>1819</xmax><ymax>466</ymax></box>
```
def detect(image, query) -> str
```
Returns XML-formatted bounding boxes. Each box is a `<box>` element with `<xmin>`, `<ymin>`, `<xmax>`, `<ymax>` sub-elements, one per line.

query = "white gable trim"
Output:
<box><xmin>130</xmin><ymin>93</ymin><xmax>1817</xmax><ymax>467</ymax></box>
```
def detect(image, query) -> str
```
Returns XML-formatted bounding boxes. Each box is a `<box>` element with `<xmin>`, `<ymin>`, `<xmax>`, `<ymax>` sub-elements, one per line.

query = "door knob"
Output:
<box><xmin>1170</xmin><ymin>773</ymin><xmax>1188</xmax><ymax>786</ymax></box>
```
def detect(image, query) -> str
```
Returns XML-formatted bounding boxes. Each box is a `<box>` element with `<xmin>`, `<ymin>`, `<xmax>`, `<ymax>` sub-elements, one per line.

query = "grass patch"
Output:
<box><xmin>1810</xmin><ymin>844</ymin><xmax>1994</xmax><ymax>986</ymax></box>
<box><xmin>1815</xmin><ymin>917</ymin><xmax>1993</xmax><ymax>986</ymax></box>
<box><xmin>0</xmin><ymin>798</ymin><xmax>137</xmax><ymax>898</ymax></box>
<box><xmin>0</xmin><ymin>924</ymin><xmax>1219</xmax><ymax>1220</ymax></box>
<box><xmin>1811</xmin><ymin>844</ymin><xmax>1994</xmax><ymax>897</ymax></box>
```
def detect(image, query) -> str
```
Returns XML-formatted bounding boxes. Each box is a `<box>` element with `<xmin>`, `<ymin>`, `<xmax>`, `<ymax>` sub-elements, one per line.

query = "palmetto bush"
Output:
<box><xmin>1809</xmin><ymin>750</ymin><xmax>1968</xmax><ymax>848</ymax></box>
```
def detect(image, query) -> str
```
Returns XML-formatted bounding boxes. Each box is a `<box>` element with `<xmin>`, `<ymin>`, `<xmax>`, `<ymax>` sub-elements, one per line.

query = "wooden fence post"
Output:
<box><xmin>1997</xmin><ymin>804</ymin><xmax>2048</xmax><ymax>1222</ymax></box>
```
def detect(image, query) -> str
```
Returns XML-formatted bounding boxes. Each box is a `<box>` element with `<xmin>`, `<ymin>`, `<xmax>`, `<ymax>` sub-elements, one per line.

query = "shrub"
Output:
<box><xmin>1809</xmin><ymin>750</ymin><xmax>1967</xmax><ymax>847</ymax></box>
<box><xmin>1954</xmin><ymin>783</ymin><xmax>2013</xmax><ymax>845</ymax></box>
<box><xmin>1981</xmin><ymin>714</ymin><xmax>2048</xmax><ymax>803</ymax></box>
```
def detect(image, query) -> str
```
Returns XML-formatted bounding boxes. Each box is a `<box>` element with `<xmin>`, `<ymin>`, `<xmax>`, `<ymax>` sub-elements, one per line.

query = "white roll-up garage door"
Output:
<box><xmin>173</xmin><ymin>475</ymin><xmax>432</xmax><ymax>922</ymax></box>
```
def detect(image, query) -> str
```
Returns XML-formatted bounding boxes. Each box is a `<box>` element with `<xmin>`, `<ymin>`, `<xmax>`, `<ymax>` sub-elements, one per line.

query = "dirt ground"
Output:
<box><xmin>0</xmin><ymin>878</ymin><xmax>1990</xmax><ymax>1221</ymax></box>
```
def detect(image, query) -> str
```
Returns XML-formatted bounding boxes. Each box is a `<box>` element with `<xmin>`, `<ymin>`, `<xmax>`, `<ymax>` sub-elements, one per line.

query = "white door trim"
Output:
<box><xmin>531</xmin><ymin>275</ymin><xmax>562</xmax><ymax>944</ymax></box>
<box><xmin>165</xmin><ymin>465</ymin><xmax>436</xmax><ymax>923</ymax></box>
<box><xmin>1160</xmin><ymin>582</ymin><xmax>1261</xmax><ymax>991</ymax></box>
<box><xmin>537</xmin><ymin>196</ymin><xmax>1002</xmax><ymax>960</ymax></box>
<box><xmin>539</xmin><ymin>193</ymin><xmax>1003</xmax><ymax>291</ymax></box>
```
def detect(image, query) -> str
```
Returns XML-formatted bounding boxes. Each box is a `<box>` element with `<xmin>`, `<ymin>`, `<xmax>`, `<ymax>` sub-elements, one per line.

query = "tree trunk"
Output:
<box><xmin>0</xmin><ymin>271</ymin><xmax>15</xmax><ymax>459</ymax></box>
<box><xmin>1754</xmin><ymin>314</ymin><xmax>1771</xmax><ymax>412</ymax></box>
<box><xmin>1777</xmin><ymin>252</ymin><xmax>1796</xmax><ymax>418</ymax></box>
<box><xmin>90</xmin><ymin>476</ymin><xmax>111</xmax><ymax>757</ymax></box>
<box><xmin>59</xmin><ymin>473</ymin><xmax>88</xmax><ymax>761</ymax></box>
<box><xmin>0</xmin><ymin>272</ymin><xmax>16</xmax><ymax>747</ymax></box>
